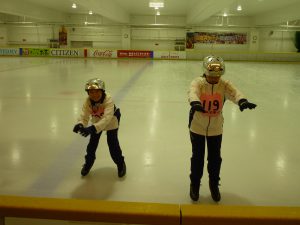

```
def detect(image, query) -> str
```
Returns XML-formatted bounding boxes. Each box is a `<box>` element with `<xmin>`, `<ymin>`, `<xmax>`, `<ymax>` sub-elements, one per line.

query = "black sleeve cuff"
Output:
<box><xmin>190</xmin><ymin>101</ymin><xmax>201</xmax><ymax>106</ymax></box>
<box><xmin>238</xmin><ymin>98</ymin><xmax>248</xmax><ymax>106</ymax></box>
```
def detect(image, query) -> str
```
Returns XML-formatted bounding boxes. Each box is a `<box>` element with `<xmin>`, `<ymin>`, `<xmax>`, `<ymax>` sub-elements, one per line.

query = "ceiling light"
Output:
<box><xmin>89</xmin><ymin>10</ymin><xmax>93</xmax><ymax>15</ymax></box>
<box><xmin>149</xmin><ymin>2</ymin><xmax>164</xmax><ymax>8</ymax></box>
<box><xmin>223</xmin><ymin>12</ymin><xmax>228</xmax><ymax>17</ymax></box>
<box><xmin>72</xmin><ymin>3</ymin><xmax>77</xmax><ymax>9</ymax></box>
<box><xmin>237</xmin><ymin>5</ymin><xmax>242</xmax><ymax>11</ymax></box>
<box><xmin>149</xmin><ymin>0</ymin><xmax>164</xmax><ymax>8</ymax></box>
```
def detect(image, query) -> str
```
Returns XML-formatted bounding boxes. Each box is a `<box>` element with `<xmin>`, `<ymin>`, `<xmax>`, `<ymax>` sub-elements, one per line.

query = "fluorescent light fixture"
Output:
<box><xmin>149</xmin><ymin>1</ymin><xmax>164</xmax><ymax>8</ymax></box>
<box><xmin>89</xmin><ymin>10</ymin><xmax>93</xmax><ymax>14</ymax></box>
<box><xmin>237</xmin><ymin>5</ymin><xmax>242</xmax><ymax>11</ymax></box>
<box><xmin>72</xmin><ymin>3</ymin><xmax>77</xmax><ymax>8</ymax></box>
<box><xmin>149</xmin><ymin>2</ymin><xmax>164</xmax><ymax>7</ymax></box>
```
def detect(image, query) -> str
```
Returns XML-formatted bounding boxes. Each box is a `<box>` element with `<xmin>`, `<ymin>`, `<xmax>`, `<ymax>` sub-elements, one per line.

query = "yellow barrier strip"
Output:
<box><xmin>2</xmin><ymin>195</ymin><xmax>300</xmax><ymax>225</ymax></box>
<box><xmin>181</xmin><ymin>204</ymin><xmax>300</xmax><ymax>225</ymax></box>
<box><xmin>0</xmin><ymin>195</ymin><xmax>180</xmax><ymax>225</ymax></box>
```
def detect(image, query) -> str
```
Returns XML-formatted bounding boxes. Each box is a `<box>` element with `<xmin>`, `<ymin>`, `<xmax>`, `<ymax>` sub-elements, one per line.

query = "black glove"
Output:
<box><xmin>238</xmin><ymin>99</ymin><xmax>257</xmax><ymax>112</ymax></box>
<box><xmin>79</xmin><ymin>125</ymin><xmax>97</xmax><ymax>137</ymax></box>
<box><xmin>190</xmin><ymin>101</ymin><xmax>206</xmax><ymax>113</ymax></box>
<box><xmin>73</xmin><ymin>123</ymin><xmax>83</xmax><ymax>133</ymax></box>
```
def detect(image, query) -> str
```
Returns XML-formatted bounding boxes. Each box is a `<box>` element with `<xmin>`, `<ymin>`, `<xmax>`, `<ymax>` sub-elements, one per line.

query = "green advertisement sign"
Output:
<box><xmin>22</xmin><ymin>48</ymin><xmax>50</xmax><ymax>56</ymax></box>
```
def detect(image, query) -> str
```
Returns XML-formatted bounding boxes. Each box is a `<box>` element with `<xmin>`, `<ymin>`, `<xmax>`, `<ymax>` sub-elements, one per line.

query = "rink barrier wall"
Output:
<box><xmin>0</xmin><ymin>195</ymin><xmax>180</xmax><ymax>225</ymax></box>
<box><xmin>1</xmin><ymin>195</ymin><xmax>300</xmax><ymax>225</ymax></box>
<box><xmin>0</xmin><ymin>47</ymin><xmax>300</xmax><ymax>62</ymax></box>
<box><xmin>181</xmin><ymin>204</ymin><xmax>300</xmax><ymax>225</ymax></box>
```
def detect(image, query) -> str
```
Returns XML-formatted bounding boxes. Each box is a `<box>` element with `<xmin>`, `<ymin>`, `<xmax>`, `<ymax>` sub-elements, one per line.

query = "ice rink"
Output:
<box><xmin>1</xmin><ymin>57</ymin><xmax>300</xmax><ymax>207</ymax></box>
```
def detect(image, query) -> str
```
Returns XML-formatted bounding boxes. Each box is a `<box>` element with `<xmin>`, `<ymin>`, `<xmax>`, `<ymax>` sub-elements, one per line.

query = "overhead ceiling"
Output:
<box><xmin>0</xmin><ymin>0</ymin><xmax>300</xmax><ymax>27</ymax></box>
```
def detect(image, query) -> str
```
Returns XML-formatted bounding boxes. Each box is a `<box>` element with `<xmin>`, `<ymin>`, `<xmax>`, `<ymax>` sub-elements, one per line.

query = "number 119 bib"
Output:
<box><xmin>200</xmin><ymin>93</ymin><xmax>223</xmax><ymax>117</ymax></box>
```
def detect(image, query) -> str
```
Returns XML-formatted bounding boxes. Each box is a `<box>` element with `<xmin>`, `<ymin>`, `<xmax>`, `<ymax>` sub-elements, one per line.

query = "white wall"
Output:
<box><xmin>68</xmin><ymin>26</ymin><xmax>122</xmax><ymax>49</ymax></box>
<box><xmin>121</xmin><ymin>27</ymin><xmax>131</xmax><ymax>50</ymax></box>
<box><xmin>132</xmin><ymin>40</ymin><xmax>177</xmax><ymax>51</ymax></box>
<box><xmin>1</xmin><ymin>14</ymin><xmax>299</xmax><ymax>52</ymax></box>
<box><xmin>258</xmin><ymin>29</ymin><xmax>297</xmax><ymax>52</ymax></box>
<box><xmin>0</xmin><ymin>26</ymin><xmax>7</xmax><ymax>46</ymax></box>
<box><xmin>131</xmin><ymin>27</ymin><xmax>185</xmax><ymax>50</ymax></box>
<box><xmin>6</xmin><ymin>25</ymin><xmax>55</xmax><ymax>47</ymax></box>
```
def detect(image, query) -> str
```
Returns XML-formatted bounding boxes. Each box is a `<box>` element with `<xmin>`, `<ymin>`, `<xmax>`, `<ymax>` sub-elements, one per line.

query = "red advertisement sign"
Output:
<box><xmin>117</xmin><ymin>50</ymin><xmax>153</xmax><ymax>58</ymax></box>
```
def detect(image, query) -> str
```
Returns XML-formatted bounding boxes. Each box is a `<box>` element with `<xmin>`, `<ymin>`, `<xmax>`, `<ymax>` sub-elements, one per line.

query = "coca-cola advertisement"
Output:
<box><xmin>89</xmin><ymin>49</ymin><xmax>117</xmax><ymax>58</ymax></box>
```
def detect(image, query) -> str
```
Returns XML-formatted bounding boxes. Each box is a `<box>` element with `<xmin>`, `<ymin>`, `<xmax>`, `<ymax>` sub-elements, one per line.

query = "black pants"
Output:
<box><xmin>189</xmin><ymin>131</ymin><xmax>222</xmax><ymax>187</ymax></box>
<box><xmin>84</xmin><ymin>109</ymin><xmax>124</xmax><ymax>167</ymax></box>
<box><xmin>85</xmin><ymin>128</ymin><xmax>124</xmax><ymax>167</ymax></box>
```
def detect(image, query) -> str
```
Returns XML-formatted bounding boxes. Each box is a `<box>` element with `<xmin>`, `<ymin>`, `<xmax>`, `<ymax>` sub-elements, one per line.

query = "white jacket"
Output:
<box><xmin>188</xmin><ymin>76</ymin><xmax>244</xmax><ymax>136</ymax></box>
<box><xmin>78</xmin><ymin>93</ymin><xmax>119</xmax><ymax>133</ymax></box>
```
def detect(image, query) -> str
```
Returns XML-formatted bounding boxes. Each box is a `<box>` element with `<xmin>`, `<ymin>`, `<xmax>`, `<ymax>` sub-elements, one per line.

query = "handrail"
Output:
<box><xmin>1</xmin><ymin>195</ymin><xmax>300</xmax><ymax>225</ymax></box>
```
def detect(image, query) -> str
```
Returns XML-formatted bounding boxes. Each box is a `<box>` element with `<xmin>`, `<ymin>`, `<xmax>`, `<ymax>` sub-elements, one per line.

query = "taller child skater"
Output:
<box><xmin>73</xmin><ymin>78</ymin><xmax>126</xmax><ymax>178</ymax></box>
<box><xmin>188</xmin><ymin>55</ymin><xmax>256</xmax><ymax>202</ymax></box>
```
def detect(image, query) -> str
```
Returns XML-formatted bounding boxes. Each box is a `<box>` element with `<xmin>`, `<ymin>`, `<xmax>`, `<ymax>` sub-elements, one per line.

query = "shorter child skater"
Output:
<box><xmin>188</xmin><ymin>55</ymin><xmax>256</xmax><ymax>202</ymax></box>
<box><xmin>73</xmin><ymin>78</ymin><xmax>126</xmax><ymax>178</ymax></box>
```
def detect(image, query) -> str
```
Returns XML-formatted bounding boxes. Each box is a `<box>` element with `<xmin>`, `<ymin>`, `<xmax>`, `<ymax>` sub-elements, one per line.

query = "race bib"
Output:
<box><xmin>91</xmin><ymin>105</ymin><xmax>104</xmax><ymax>118</ymax></box>
<box><xmin>200</xmin><ymin>93</ymin><xmax>223</xmax><ymax>117</ymax></box>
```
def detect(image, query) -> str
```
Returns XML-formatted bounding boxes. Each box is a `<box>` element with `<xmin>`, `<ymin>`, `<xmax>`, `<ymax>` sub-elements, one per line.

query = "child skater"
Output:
<box><xmin>73</xmin><ymin>78</ymin><xmax>126</xmax><ymax>178</ymax></box>
<box><xmin>188</xmin><ymin>55</ymin><xmax>256</xmax><ymax>202</ymax></box>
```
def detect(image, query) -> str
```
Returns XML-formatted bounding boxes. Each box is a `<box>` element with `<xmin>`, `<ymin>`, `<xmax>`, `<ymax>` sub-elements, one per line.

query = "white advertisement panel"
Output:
<box><xmin>154</xmin><ymin>51</ymin><xmax>186</xmax><ymax>59</ymax></box>
<box><xmin>88</xmin><ymin>49</ymin><xmax>117</xmax><ymax>58</ymax></box>
<box><xmin>0</xmin><ymin>48</ymin><xmax>19</xmax><ymax>56</ymax></box>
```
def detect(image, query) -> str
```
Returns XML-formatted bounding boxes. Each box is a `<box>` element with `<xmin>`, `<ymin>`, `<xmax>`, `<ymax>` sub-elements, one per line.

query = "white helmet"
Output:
<box><xmin>85</xmin><ymin>78</ymin><xmax>105</xmax><ymax>91</ymax></box>
<box><xmin>203</xmin><ymin>55</ymin><xmax>225</xmax><ymax>77</ymax></box>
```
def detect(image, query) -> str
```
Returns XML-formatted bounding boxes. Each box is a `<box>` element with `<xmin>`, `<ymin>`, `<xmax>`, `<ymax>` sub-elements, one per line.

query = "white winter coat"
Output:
<box><xmin>78</xmin><ymin>93</ymin><xmax>119</xmax><ymax>133</ymax></box>
<box><xmin>188</xmin><ymin>76</ymin><xmax>244</xmax><ymax>136</ymax></box>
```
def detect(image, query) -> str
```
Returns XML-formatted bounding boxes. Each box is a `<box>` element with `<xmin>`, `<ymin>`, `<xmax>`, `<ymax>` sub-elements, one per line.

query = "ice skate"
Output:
<box><xmin>190</xmin><ymin>183</ymin><xmax>199</xmax><ymax>201</ymax></box>
<box><xmin>209</xmin><ymin>180</ymin><xmax>221</xmax><ymax>202</ymax></box>
<box><xmin>117</xmin><ymin>161</ymin><xmax>126</xmax><ymax>178</ymax></box>
<box><xmin>81</xmin><ymin>163</ymin><xmax>93</xmax><ymax>176</ymax></box>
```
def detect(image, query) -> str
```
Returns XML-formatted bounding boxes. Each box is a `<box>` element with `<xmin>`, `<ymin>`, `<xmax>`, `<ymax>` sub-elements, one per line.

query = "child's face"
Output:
<box><xmin>88</xmin><ymin>89</ymin><xmax>103</xmax><ymax>102</ymax></box>
<box><xmin>205</xmin><ymin>75</ymin><xmax>221</xmax><ymax>84</ymax></box>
